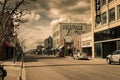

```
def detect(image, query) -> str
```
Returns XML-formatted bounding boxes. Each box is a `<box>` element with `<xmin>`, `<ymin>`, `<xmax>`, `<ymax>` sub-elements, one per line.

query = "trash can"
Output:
<box><xmin>0</xmin><ymin>66</ymin><xmax>7</xmax><ymax>80</ymax></box>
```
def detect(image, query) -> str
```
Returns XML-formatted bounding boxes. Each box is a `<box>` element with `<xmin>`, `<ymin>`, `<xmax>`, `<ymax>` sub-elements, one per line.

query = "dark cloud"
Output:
<box><xmin>18</xmin><ymin>0</ymin><xmax>91</xmax><ymax>51</ymax></box>
<box><xmin>50</xmin><ymin>0</ymin><xmax>79</xmax><ymax>8</ymax></box>
<box><xmin>38</xmin><ymin>12</ymin><xmax>52</xmax><ymax>26</ymax></box>
<box><xmin>24</xmin><ymin>0</ymin><xmax>90</xmax><ymax>14</ymax></box>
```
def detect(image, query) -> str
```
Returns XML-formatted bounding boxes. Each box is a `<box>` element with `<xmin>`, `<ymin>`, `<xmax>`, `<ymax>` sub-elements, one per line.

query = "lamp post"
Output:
<box><xmin>13</xmin><ymin>33</ymin><xmax>17</xmax><ymax>63</ymax></box>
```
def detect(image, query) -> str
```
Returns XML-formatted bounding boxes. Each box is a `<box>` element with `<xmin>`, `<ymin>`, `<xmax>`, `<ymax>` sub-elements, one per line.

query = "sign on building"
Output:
<box><xmin>62</xmin><ymin>23</ymin><xmax>85</xmax><ymax>36</ymax></box>
<box><xmin>95</xmin><ymin>0</ymin><xmax>101</xmax><ymax>23</ymax></box>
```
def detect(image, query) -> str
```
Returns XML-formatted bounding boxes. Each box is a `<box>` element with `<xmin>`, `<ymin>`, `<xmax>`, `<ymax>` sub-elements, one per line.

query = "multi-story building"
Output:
<box><xmin>53</xmin><ymin>23</ymin><xmax>91</xmax><ymax>55</ymax></box>
<box><xmin>44</xmin><ymin>36</ymin><xmax>53</xmax><ymax>49</ymax></box>
<box><xmin>91</xmin><ymin>0</ymin><xmax>120</xmax><ymax>58</ymax></box>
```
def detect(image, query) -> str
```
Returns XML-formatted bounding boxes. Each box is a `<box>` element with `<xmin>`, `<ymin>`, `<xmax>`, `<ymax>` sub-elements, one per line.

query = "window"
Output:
<box><xmin>94</xmin><ymin>26</ymin><xmax>120</xmax><ymax>42</ymax></box>
<box><xmin>117</xmin><ymin>4</ymin><xmax>120</xmax><ymax>19</ymax></box>
<box><xmin>101</xmin><ymin>0</ymin><xmax>106</xmax><ymax>6</ymax></box>
<box><xmin>101</xmin><ymin>12</ymin><xmax>107</xmax><ymax>24</ymax></box>
<box><xmin>109</xmin><ymin>8</ymin><xmax>115</xmax><ymax>22</ymax></box>
<box><xmin>108</xmin><ymin>0</ymin><xmax>113</xmax><ymax>3</ymax></box>
<box><xmin>95</xmin><ymin>43</ymin><xmax>102</xmax><ymax>58</ymax></box>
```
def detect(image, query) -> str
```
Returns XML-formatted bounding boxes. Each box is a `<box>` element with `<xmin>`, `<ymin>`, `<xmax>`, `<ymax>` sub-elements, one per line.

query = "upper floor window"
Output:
<box><xmin>117</xmin><ymin>4</ymin><xmax>120</xmax><ymax>19</ymax></box>
<box><xmin>109</xmin><ymin>8</ymin><xmax>115</xmax><ymax>22</ymax></box>
<box><xmin>101</xmin><ymin>0</ymin><xmax>106</xmax><ymax>6</ymax></box>
<box><xmin>108</xmin><ymin>0</ymin><xmax>113</xmax><ymax>3</ymax></box>
<box><xmin>101</xmin><ymin>12</ymin><xmax>107</xmax><ymax>24</ymax></box>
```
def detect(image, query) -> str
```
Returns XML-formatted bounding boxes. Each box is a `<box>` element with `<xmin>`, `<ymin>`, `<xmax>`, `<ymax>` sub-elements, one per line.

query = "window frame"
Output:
<box><xmin>109</xmin><ymin>8</ymin><xmax>115</xmax><ymax>22</ymax></box>
<box><xmin>101</xmin><ymin>0</ymin><xmax>106</xmax><ymax>6</ymax></box>
<box><xmin>117</xmin><ymin>4</ymin><xmax>120</xmax><ymax>20</ymax></box>
<box><xmin>101</xmin><ymin>12</ymin><xmax>107</xmax><ymax>24</ymax></box>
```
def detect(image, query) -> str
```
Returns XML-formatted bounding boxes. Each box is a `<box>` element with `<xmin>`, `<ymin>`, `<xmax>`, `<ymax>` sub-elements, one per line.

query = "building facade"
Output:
<box><xmin>44</xmin><ymin>36</ymin><xmax>53</xmax><ymax>49</ymax></box>
<box><xmin>73</xmin><ymin>35</ymin><xmax>81</xmax><ymax>53</ymax></box>
<box><xmin>81</xmin><ymin>32</ymin><xmax>92</xmax><ymax>56</ymax></box>
<box><xmin>53</xmin><ymin>23</ymin><xmax>91</xmax><ymax>55</ymax></box>
<box><xmin>91</xmin><ymin>0</ymin><xmax>120</xmax><ymax>58</ymax></box>
<box><xmin>53</xmin><ymin>23</ymin><xmax>91</xmax><ymax>48</ymax></box>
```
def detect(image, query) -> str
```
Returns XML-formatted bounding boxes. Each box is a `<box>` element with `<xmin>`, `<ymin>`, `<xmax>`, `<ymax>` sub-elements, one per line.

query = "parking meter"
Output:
<box><xmin>0</xmin><ymin>66</ymin><xmax>7</xmax><ymax>80</ymax></box>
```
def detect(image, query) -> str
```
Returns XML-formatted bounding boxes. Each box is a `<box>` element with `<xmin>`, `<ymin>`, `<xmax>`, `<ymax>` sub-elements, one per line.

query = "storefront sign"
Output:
<box><xmin>82</xmin><ymin>41</ymin><xmax>92</xmax><ymax>47</ymax></box>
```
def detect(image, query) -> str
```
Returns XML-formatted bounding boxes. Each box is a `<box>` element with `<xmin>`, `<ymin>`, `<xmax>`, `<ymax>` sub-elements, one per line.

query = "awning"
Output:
<box><xmin>3</xmin><ymin>41</ymin><xmax>12</xmax><ymax>47</ymax></box>
<box><xmin>51</xmin><ymin>48</ymin><xmax>54</xmax><ymax>50</ymax></box>
<box><xmin>58</xmin><ymin>46</ymin><xmax>64</xmax><ymax>50</ymax></box>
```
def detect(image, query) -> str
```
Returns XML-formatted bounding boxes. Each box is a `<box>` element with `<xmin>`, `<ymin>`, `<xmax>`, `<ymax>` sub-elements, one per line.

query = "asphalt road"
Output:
<box><xmin>24</xmin><ymin>54</ymin><xmax>120</xmax><ymax>80</ymax></box>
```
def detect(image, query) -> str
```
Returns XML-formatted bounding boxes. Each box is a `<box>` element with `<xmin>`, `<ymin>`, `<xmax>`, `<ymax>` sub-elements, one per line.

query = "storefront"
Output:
<box><xmin>82</xmin><ymin>41</ymin><xmax>92</xmax><ymax>57</ymax></box>
<box><xmin>94</xmin><ymin>26</ymin><xmax>120</xmax><ymax>58</ymax></box>
<box><xmin>81</xmin><ymin>32</ymin><xmax>92</xmax><ymax>57</ymax></box>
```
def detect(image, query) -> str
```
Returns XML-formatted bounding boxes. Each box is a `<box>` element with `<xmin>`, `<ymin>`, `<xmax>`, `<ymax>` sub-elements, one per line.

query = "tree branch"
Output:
<box><xmin>1</xmin><ymin>0</ymin><xmax>8</xmax><ymax>16</ymax></box>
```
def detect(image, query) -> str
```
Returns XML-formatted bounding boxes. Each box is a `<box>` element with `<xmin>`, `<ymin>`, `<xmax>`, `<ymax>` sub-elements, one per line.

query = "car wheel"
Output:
<box><xmin>107</xmin><ymin>58</ymin><xmax>111</xmax><ymax>64</ymax></box>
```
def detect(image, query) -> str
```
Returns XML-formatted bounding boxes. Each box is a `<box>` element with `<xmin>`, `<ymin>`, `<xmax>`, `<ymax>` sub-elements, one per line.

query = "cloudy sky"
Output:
<box><xmin>17</xmin><ymin>0</ymin><xmax>91</xmax><ymax>51</ymax></box>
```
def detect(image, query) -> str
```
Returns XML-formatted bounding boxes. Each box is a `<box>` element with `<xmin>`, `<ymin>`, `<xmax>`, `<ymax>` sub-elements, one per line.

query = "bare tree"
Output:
<box><xmin>0</xmin><ymin>0</ymin><xmax>32</xmax><ymax>47</ymax></box>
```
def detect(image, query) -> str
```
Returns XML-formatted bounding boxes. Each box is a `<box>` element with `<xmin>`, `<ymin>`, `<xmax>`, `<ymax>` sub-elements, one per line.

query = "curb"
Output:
<box><xmin>17</xmin><ymin>62</ymin><xmax>26</xmax><ymax>80</ymax></box>
<box><xmin>22</xmin><ymin>66</ymin><xmax>26</xmax><ymax>80</ymax></box>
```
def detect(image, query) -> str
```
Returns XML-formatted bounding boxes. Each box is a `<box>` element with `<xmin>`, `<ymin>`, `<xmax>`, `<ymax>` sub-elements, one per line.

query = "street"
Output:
<box><xmin>24</xmin><ymin>54</ymin><xmax>120</xmax><ymax>80</ymax></box>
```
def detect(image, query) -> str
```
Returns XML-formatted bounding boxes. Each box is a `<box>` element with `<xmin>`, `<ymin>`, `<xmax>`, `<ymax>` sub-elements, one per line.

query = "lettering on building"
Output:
<box><xmin>95</xmin><ymin>0</ymin><xmax>101</xmax><ymax>23</ymax></box>
<box><xmin>63</xmin><ymin>24</ymin><xmax>84</xmax><ymax>36</ymax></box>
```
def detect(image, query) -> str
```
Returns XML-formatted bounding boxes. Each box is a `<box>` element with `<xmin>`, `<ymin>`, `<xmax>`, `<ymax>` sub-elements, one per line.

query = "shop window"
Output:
<box><xmin>101</xmin><ymin>12</ymin><xmax>107</xmax><ymax>24</ymax></box>
<box><xmin>101</xmin><ymin>0</ymin><xmax>106</xmax><ymax>6</ymax></box>
<box><xmin>109</xmin><ymin>8</ymin><xmax>115</xmax><ymax>22</ymax></box>
<box><xmin>94</xmin><ymin>26</ymin><xmax>120</xmax><ymax>42</ymax></box>
<box><xmin>95</xmin><ymin>43</ymin><xmax>102</xmax><ymax>58</ymax></box>
<box><xmin>117</xmin><ymin>4</ymin><xmax>120</xmax><ymax>19</ymax></box>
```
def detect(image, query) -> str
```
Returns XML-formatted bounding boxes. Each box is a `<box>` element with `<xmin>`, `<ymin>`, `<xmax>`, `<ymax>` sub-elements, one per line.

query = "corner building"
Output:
<box><xmin>91</xmin><ymin>0</ymin><xmax>120</xmax><ymax>58</ymax></box>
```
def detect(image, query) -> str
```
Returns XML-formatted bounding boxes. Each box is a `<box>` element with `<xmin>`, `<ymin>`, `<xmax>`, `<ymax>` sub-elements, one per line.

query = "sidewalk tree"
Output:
<box><xmin>0</xmin><ymin>0</ymin><xmax>33</xmax><ymax>47</ymax></box>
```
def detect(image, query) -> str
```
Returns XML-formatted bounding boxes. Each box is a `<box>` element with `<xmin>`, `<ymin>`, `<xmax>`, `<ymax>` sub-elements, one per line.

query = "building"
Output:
<box><xmin>91</xmin><ymin>0</ymin><xmax>120</xmax><ymax>58</ymax></box>
<box><xmin>44</xmin><ymin>36</ymin><xmax>53</xmax><ymax>49</ymax></box>
<box><xmin>44</xmin><ymin>36</ymin><xmax>53</xmax><ymax>54</ymax></box>
<box><xmin>73</xmin><ymin>32</ymin><xmax>92</xmax><ymax>57</ymax></box>
<box><xmin>81</xmin><ymin>32</ymin><xmax>92</xmax><ymax>56</ymax></box>
<box><xmin>73</xmin><ymin>35</ymin><xmax>81</xmax><ymax>53</ymax></box>
<box><xmin>53</xmin><ymin>23</ymin><xmax>91</xmax><ymax>55</ymax></box>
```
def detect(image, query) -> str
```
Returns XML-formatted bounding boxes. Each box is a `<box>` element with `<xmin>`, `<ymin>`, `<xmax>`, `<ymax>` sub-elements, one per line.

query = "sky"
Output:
<box><xmin>17</xmin><ymin>0</ymin><xmax>91</xmax><ymax>51</ymax></box>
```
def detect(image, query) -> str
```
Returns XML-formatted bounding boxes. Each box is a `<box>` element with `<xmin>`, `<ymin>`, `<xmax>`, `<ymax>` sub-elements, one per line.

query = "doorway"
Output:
<box><xmin>102</xmin><ymin>41</ymin><xmax>116</xmax><ymax>58</ymax></box>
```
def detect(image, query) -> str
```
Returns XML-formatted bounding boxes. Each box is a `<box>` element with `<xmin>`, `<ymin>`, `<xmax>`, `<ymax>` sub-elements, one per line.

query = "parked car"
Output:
<box><xmin>106</xmin><ymin>50</ymin><xmax>120</xmax><ymax>64</ymax></box>
<box><xmin>56</xmin><ymin>50</ymin><xmax>64</xmax><ymax>57</ymax></box>
<box><xmin>73</xmin><ymin>52</ymin><xmax>88</xmax><ymax>60</ymax></box>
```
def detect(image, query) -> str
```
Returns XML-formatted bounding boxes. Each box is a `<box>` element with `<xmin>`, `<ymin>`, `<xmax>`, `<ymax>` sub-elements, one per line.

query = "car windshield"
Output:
<box><xmin>116</xmin><ymin>51</ymin><xmax>120</xmax><ymax>54</ymax></box>
<box><xmin>113</xmin><ymin>50</ymin><xmax>120</xmax><ymax>54</ymax></box>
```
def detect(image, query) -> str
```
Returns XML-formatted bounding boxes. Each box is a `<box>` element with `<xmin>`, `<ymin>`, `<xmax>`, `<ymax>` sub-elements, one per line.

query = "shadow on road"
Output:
<box><xmin>25</xmin><ymin>63</ymin><xmax>108</xmax><ymax>68</ymax></box>
<box><xmin>24</xmin><ymin>55</ymin><xmax>61</xmax><ymax>62</ymax></box>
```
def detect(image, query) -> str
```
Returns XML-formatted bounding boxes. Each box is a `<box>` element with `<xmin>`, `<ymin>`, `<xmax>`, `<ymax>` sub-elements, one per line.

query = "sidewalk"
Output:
<box><xmin>1</xmin><ymin>60</ymin><xmax>22</xmax><ymax>80</ymax></box>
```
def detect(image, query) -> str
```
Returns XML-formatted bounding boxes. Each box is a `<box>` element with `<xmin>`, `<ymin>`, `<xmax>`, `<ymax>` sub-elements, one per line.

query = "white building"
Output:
<box><xmin>52</xmin><ymin>23</ymin><xmax>91</xmax><ymax>48</ymax></box>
